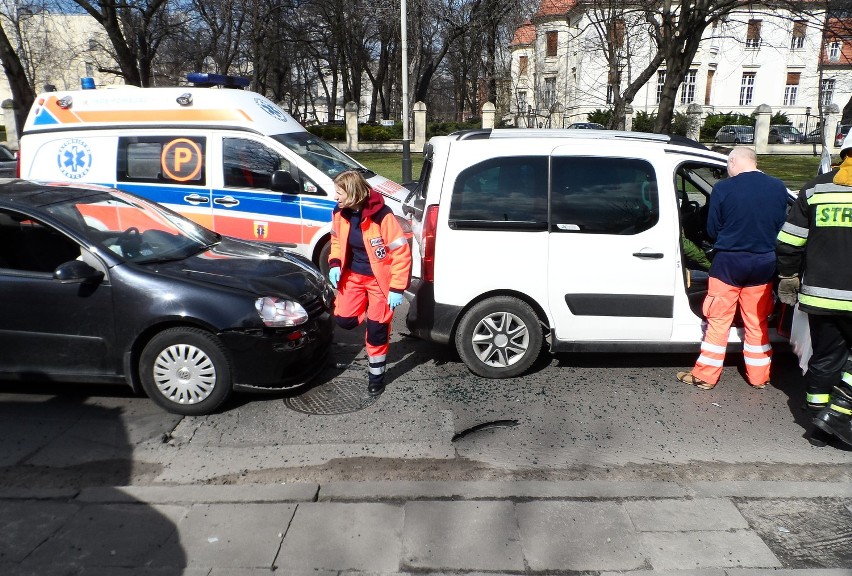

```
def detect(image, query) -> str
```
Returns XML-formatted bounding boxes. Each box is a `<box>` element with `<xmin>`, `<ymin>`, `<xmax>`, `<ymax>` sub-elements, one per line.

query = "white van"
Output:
<box><xmin>402</xmin><ymin>129</ymin><xmax>789</xmax><ymax>378</ymax></box>
<box><xmin>19</xmin><ymin>75</ymin><xmax>409</xmax><ymax>274</ymax></box>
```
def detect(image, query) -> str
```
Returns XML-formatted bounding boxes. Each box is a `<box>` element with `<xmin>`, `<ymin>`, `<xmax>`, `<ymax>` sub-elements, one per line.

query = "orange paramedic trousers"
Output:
<box><xmin>692</xmin><ymin>277</ymin><xmax>774</xmax><ymax>386</ymax></box>
<box><xmin>334</xmin><ymin>271</ymin><xmax>394</xmax><ymax>384</ymax></box>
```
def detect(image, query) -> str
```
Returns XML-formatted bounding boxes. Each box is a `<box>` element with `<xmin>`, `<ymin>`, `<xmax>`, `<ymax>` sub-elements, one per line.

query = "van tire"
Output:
<box><xmin>455</xmin><ymin>296</ymin><xmax>542</xmax><ymax>379</ymax></box>
<box><xmin>139</xmin><ymin>327</ymin><xmax>232</xmax><ymax>416</ymax></box>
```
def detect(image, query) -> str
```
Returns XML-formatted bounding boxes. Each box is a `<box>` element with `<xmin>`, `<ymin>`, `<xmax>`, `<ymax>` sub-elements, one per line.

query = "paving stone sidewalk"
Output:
<box><xmin>1</xmin><ymin>481</ymin><xmax>850</xmax><ymax>575</ymax></box>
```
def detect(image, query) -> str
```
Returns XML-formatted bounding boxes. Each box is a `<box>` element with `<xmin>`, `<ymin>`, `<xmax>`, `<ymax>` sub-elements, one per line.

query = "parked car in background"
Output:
<box><xmin>567</xmin><ymin>122</ymin><xmax>605</xmax><ymax>130</ymax></box>
<box><xmin>768</xmin><ymin>125</ymin><xmax>804</xmax><ymax>144</ymax></box>
<box><xmin>0</xmin><ymin>145</ymin><xmax>16</xmax><ymax>177</ymax></box>
<box><xmin>0</xmin><ymin>181</ymin><xmax>335</xmax><ymax>415</ymax></box>
<box><xmin>714</xmin><ymin>125</ymin><xmax>755</xmax><ymax>144</ymax></box>
<box><xmin>835</xmin><ymin>124</ymin><xmax>852</xmax><ymax>147</ymax></box>
<box><xmin>804</xmin><ymin>128</ymin><xmax>824</xmax><ymax>144</ymax></box>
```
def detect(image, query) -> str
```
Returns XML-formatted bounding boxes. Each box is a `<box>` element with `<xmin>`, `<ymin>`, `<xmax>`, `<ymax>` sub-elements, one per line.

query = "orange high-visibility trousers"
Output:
<box><xmin>334</xmin><ymin>271</ymin><xmax>394</xmax><ymax>384</ymax></box>
<box><xmin>692</xmin><ymin>277</ymin><xmax>774</xmax><ymax>386</ymax></box>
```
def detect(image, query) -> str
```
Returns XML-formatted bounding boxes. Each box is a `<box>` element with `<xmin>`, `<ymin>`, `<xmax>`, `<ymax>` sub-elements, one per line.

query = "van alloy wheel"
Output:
<box><xmin>455</xmin><ymin>296</ymin><xmax>542</xmax><ymax>378</ymax></box>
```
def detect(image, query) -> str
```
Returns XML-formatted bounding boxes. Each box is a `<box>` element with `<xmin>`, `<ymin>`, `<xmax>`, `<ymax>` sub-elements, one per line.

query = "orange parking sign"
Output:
<box><xmin>161</xmin><ymin>138</ymin><xmax>202</xmax><ymax>181</ymax></box>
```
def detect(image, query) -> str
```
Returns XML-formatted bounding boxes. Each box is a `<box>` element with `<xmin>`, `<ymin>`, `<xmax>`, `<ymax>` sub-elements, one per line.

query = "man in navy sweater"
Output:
<box><xmin>678</xmin><ymin>147</ymin><xmax>789</xmax><ymax>390</ymax></box>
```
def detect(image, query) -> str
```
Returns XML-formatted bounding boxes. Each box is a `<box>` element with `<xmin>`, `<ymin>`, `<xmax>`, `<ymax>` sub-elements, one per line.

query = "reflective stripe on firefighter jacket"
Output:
<box><xmin>329</xmin><ymin>190</ymin><xmax>412</xmax><ymax>296</ymax></box>
<box><xmin>777</xmin><ymin>167</ymin><xmax>852</xmax><ymax>315</ymax></box>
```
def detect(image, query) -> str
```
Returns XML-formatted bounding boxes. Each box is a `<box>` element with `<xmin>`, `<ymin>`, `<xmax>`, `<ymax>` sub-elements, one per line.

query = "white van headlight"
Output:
<box><xmin>255</xmin><ymin>297</ymin><xmax>308</xmax><ymax>327</ymax></box>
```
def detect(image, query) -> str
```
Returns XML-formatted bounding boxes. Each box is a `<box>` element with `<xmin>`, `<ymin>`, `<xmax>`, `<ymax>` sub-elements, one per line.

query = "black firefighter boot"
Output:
<box><xmin>804</xmin><ymin>402</ymin><xmax>832</xmax><ymax>447</ymax></box>
<box><xmin>813</xmin><ymin>384</ymin><xmax>852</xmax><ymax>448</ymax></box>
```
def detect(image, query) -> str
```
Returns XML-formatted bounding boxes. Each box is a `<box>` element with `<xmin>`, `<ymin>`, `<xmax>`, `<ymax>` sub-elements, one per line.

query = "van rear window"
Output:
<box><xmin>118</xmin><ymin>136</ymin><xmax>206</xmax><ymax>186</ymax></box>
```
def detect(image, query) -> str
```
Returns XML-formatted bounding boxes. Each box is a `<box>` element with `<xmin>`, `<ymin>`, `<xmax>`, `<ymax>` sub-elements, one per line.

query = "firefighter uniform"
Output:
<box><xmin>777</xmin><ymin>142</ymin><xmax>852</xmax><ymax>447</ymax></box>
<box><xmin>329</xmin><ymin>190</ymin><xmax>411</xmax><ymax>393</ymax></box>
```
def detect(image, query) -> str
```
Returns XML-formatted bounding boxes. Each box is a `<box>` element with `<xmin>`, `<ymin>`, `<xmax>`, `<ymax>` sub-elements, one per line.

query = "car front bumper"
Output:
<box><xmin>220</xmin><ymin>311</ymin><xmax>335</xmax><ymax>392</ymax></box>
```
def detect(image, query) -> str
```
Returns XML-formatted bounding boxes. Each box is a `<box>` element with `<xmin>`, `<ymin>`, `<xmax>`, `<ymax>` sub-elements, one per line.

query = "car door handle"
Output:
<box><xmin>633</xmin><ymin>251</ymin><xmax>664</xmax><ymax>259</ymax></box>
<box><xmin>214</xmin><ymin>196</ymin><xmax>240</xmax><ymax>207</ymax></box>
<box><xmin>184</xmin><ymin>193</ymin><xmax>209</xmax><ymax>205</ymax></box>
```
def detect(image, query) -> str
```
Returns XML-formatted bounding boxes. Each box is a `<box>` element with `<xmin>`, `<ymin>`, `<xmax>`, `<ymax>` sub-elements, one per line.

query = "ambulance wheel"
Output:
<box><xmin>317</xmin><ymin>241</ymin><xmax>331</xmax><ymax>279</ymax></box>
<box><xmin>455</xmin><ymin>296</ymin><xmax>542</xmax><ymax>379</ymax></box>
<box><xmin>139</xmin><ymin>328</ymin><xmax>232</xmax><ymax>416</ymax></box>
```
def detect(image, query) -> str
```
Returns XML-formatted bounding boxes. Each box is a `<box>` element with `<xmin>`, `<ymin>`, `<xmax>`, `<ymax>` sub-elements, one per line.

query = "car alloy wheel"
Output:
<box><xmin>455</xmin><ymin>296</ymin><xmax>542</xmax><ymax>378</ymax></box>
<box><xmin>140</xmin><ymin>327</ymin><xmax>232</xmax><ymax>415</ymax></box>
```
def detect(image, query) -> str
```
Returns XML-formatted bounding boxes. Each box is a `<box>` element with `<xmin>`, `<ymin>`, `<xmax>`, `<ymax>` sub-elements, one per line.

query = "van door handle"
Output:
<box><xmin>214</xmin><ymin>196</ymin><xmax>240</xmax><ymax>207</ymax></box>
<box><xmin>633</xmin><ymin>251</ymin><xmax>664</xmax><ymax>259</ymax></box>
<box><xmin>184</xmin><ymin>194</ymin><xmax>209</xmax><ymax>205</ymax></box>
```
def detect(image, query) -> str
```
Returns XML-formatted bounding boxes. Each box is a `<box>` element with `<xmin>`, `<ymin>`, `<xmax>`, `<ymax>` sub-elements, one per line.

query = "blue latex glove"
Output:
<box><xmin>328</xmin><ymin>266</ymin><xmax>341</xmax><ymax>288</ymax></box>
<box><xmin>388</xmin><ymin>292</ymin><xmax>404</xmax><ymax>310</ymax></box>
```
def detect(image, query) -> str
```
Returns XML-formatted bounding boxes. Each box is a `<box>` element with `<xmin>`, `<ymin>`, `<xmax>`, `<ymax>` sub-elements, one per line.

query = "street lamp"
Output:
<box><xmin>400</xmin><ymin>0</ymin><xmax>412</xmax><ymax>183</ymax></box>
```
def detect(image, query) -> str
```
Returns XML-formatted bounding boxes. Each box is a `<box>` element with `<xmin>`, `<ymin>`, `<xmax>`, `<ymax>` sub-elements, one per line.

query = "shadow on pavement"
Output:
<box><xmin>0</xmin><ymin>394</ymin><xmax>187</xmax><ymax>574</ymax></box>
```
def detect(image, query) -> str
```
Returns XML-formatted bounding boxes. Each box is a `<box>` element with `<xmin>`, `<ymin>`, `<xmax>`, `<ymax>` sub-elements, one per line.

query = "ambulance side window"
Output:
<box><xmin>118</xmin><ymin>136</ymin><xmax>206</xmax><ymax>186</ymax></box>
<box><xmin>223</xmin><ymin>138</ymin><xmax>292</xmax><ymax>189</ymax></box>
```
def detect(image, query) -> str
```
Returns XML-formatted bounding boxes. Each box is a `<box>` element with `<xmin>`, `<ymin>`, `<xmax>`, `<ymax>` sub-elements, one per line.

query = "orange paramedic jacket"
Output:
<box><xmin>329</xmin><ymin>190</ymin><xmax>412</xmax><ymax>296</ymax></box>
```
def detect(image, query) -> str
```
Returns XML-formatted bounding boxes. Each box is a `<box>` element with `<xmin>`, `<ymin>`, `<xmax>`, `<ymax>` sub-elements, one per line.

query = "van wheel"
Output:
<box><xmin>139</xmin><ymin>328</ymin><xmax>232</xmax><ymax>416</ymax></box>
<box><xmin>455</xmin><ymin>296</ymin><xmax>542</xmax><ymax>379</ymax></box>
<box><xmin>317</xmin><ymin>241</ymin><xmax>331</xmax><ymax>279</ymax></box>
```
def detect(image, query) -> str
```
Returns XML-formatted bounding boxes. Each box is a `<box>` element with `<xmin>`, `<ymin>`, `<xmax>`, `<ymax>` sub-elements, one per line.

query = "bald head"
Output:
<box><xmin>727</xmin><ymin>146</ymin><xmax>757</xmax><ymax>177</ymax></box>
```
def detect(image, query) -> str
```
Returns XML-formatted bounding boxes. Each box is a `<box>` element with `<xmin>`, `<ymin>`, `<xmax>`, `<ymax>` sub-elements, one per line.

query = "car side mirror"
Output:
<box><xmin>270</xmin><ymin>170</ymin><xmax>300</xmax><ymax>195</ymax></box>
<box><xmin>54</xmin><ymin>260</ymin><xmax>104</xmax><ymax>284</ymax></box>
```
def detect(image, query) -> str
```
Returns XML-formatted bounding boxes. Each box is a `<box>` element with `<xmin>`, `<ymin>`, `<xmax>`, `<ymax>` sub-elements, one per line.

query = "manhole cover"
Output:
<box><xmin>285</xmin><ymin>377</ymin><xmax>378</xmax><ymax>415</ymax></box>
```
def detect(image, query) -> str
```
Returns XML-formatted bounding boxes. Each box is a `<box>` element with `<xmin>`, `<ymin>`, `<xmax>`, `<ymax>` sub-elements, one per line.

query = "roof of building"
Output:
<box><xmin>533</xmin><ymin>0</ymin><xmax>576</xmax><ymax>18</ymax></box>
<box><xmin>510</xmin><ymin>21</ymin><xmax>536</xmax><ymax>46</ymax></box>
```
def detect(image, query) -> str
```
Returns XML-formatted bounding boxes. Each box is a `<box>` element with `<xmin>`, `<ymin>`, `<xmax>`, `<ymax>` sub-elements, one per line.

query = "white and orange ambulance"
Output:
<box><xmin>19</xmin><ymin>74</ymin><xmax>410</xmax><ymax>274</ymax></box>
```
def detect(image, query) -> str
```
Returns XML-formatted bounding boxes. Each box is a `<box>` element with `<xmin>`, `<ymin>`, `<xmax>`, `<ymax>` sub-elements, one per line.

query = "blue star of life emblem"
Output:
<box><xmin>57</xmin><ymin>139</ymin><xmax>93</xmax><ymax>180</ymax></box>
<box><xmin>255</xmin><ymin>98</ymin><xmax>288</xmax><ymax>123</ymax></box>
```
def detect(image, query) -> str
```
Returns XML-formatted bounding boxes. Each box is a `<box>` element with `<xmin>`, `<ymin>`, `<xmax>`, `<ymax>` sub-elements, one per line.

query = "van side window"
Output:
<box><xmin>223</xmin><ymin>138</ymin><xmax>291</xmax><ymax>189</ymax></box>
<box><xmin>551</xmin><ymin>157</ymin><xmax>658</xmax><ymax>235</ymax></box>
<box><xmin>118</xmin><ymin>136</ymin><xmax>206</xmax><ymax>186</ymax></box>
<box><xmin>449</xmin><ymin>156</ymin><xmax>547</xmax><ymax>229</ymax></box>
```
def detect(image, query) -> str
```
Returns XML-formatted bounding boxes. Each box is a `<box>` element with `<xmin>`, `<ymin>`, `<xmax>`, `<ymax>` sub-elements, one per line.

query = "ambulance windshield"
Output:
<box><xmin>273</xmin><ymin>133</ymin><xmax>363</xmax><ymax>177</ymax></box>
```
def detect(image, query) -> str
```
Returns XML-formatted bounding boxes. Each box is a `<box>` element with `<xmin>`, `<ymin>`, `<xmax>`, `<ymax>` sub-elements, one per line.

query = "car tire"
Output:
<box><xmin>734</xmin><ymin>138</ymin><xmax>741</xmax><ymax>144</ymax></box>
<box><xmin>455</xmin><ymin>296</ymin><xmax>542</xmax><ymax>379</ymax></box>
<box><xmin>317</xmin><ymin>241</ymin><xmax>331</xmax><ymax>279</ymax></box>
<box><xmin>139</xmin><ymin>327</ymin><xmax>233</xmax><ymax>415</ymax></box>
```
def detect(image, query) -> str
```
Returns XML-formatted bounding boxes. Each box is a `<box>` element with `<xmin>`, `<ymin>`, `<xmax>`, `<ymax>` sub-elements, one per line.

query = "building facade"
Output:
<box><xmin>509</xmin><ymin>0</ymin><xmax>852</xmax><ymax>133</ymax></box>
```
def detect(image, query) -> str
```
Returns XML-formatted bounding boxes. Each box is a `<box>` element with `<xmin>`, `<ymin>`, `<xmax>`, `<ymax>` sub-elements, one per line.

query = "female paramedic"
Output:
<box><xmin>328</xmin><ymin>170</ymin><xmax>412</xmax><ymax>396</ymax></box>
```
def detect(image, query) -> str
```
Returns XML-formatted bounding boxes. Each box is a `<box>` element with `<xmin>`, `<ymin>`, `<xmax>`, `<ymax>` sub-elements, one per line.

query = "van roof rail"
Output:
<box><xmin>449</xmin><ymin>129</ymin><xmax>492</xmax><ymax>140</ymax></box>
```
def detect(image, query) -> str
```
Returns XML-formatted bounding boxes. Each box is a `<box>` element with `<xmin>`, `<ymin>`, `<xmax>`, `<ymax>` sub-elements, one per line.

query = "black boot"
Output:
<box><xmin>813</xmin><ymin>385</ymin><xmax>852</xmax><ymax>448</ymax></box>
<box><xmin>803</xmin><ymin>402</ymin><xmax>830</xmax><ymax>446</ymax></box>
<box><xmin>367</xmin><ymin>374</ymin><xmax>385</xmax><ymax>396</ymax></box>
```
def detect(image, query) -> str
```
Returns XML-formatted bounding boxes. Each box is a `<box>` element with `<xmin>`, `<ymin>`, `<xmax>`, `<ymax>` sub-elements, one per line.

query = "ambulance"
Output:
<box><xmin>18</xmin><ymin>74</ymin><xmax>411</xmax><ymax>275</ymax></box>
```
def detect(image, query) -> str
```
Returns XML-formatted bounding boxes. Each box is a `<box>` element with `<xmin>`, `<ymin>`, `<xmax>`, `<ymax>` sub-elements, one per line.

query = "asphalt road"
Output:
<box><xmin>0</xmin><ymin>300</ymin><xmax>849</xmax><ymax>490</ymax></box>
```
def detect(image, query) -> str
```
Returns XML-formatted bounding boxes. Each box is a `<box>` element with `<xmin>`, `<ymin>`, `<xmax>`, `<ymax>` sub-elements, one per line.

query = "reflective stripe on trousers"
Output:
<box><xmin>692</xmin><ymin>277</ymin><xmax>774</xmax><ymax>386</ymax></box>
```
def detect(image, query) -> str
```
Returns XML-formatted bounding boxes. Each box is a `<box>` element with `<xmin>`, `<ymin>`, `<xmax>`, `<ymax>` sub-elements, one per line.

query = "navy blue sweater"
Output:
<box><xmin>707</xmin><ymin>170</ymin><xmax>788</xmax><ymax>253</ymax></box>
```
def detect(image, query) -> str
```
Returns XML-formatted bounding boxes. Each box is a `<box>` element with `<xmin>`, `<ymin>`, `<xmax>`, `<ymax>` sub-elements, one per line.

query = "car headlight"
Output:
<box><xmin>255</xmin><ymin>297</ymin><xmax>308</xmax><ymax>327</ymax></box>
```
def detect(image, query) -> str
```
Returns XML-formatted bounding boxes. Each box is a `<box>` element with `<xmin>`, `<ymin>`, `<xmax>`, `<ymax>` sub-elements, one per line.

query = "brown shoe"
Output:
<box><xmin>676</xmin><ymin>371</ymin><xmax>716</xmax><ymax>390</ymax></box>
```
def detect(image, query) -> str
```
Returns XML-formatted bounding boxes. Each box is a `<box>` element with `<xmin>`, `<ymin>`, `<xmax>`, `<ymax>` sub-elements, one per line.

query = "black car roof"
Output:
<box><xmin>0</xmin><ymin>181</ymin><xmax>107</xmax><ymax>209</ymax></box>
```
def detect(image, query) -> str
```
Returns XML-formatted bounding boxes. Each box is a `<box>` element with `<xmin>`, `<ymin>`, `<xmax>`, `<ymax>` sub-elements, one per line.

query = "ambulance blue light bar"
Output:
<box><xmin>186</xmin><ymin>72</ymin><xmax>250</xmax><ymax>89</ymax></box>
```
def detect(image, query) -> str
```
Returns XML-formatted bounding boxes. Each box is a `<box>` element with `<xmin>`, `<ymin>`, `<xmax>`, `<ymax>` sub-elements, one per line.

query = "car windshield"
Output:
<box><xmin>43</xmin><ymin>189</ymin><xmax>220</xmax><ymax>264</ymax></box>
<box><xmin>272</xmin><ymin>132</ymin><xmax>365</xmax><ymax>177</ymax></box>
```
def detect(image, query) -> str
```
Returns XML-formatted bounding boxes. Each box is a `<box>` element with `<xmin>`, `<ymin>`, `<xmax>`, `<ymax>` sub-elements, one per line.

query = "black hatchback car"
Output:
<box><xmin>0</xmin><ymin>181</ymin><xmax>335</xmax><ymax>415</ymax></box>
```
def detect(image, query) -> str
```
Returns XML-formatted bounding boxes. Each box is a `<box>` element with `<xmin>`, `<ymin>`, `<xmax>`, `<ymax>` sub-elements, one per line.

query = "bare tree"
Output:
<box><xmin>60</xmin><ymin>0</ymin><xmax>173</xmax><ymax>86</ymax></box>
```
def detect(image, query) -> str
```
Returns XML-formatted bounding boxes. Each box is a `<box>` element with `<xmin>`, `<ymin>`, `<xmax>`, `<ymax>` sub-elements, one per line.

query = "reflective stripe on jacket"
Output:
<box><xmin>777</xmin><ymin>169</ymin><xmax>852</xmax><ymax>314</ymax></box>
<box><xmin>329</xmin><ymin>190</ymin><xmax>412</xmax><ymax>295</ymax></box>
